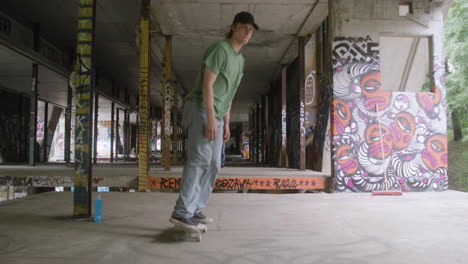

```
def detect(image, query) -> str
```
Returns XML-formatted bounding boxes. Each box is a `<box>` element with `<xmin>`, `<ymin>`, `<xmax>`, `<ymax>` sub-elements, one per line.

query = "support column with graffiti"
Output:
<box><xmin>73</xmin><ymin>0</ymin><xmax>96</xmax><ymax>217</ymax></box>
<box><xmin>65</xmin><ymin>80</ymin><xmax>72</xmax><ymax>167</ymax></box>
<box><xmin>298</xmin><ymin>37</ymin><xmax>306</xmax><ymax>171</ymax></box>
<box><xmin>261</xmin><ymin>95</ymin><xmax>267</xmax><ymax>164</ymax></box>
<box><xmin>110</xmin><ymin>102</ymin><xmax>114</xmax><ymax>163</ymax></box>
<box><xmin>29</xmin><ymin>23</ymin><xmax>40</xmax><ymax>167</ymax></box>
<box><xmin>93</xmin><ymin>93</ymin><xmax>98</xmax><ymax>164</ymax></box>
<box><xmin>123</xmin><ymin>109</ymin><xmax>128</xmax><ymax>161</ymax></box>
<box><xmin>279</xmin><ymin>65</ymin><xmax>288</xmax><ymax>168</ymax></box>
<box><xmin>172</xmin><ymin>81</ymin><xmax>178</xmax><ymax>164</ymax></box>
<box><xmin>161</xmin><ymin>36</ymin><xmax>172</xmax><ymax>171</ymax></box>
<box><xmin>138</xmin><ymin>0</ymin><xmax>151</xmax><ymax>191</ymax></box>
<box><xmin>255</xmin><ymin>103</ymin><xmax>260</xmax><ymax>164</ymax></box>
<box><xmin>115</xmin><ymin>108</ymin><xmax>120</xmax><ymax>162</ymax></box>
<box><xmin>29</xmin><ymin>64</ymin><xmax>38</xmax><ymax>166</ymax></box>
<box><xmin>43</xmin><ymin>102</ymin><xmax>49</xmax><ymax>162</ymax></box>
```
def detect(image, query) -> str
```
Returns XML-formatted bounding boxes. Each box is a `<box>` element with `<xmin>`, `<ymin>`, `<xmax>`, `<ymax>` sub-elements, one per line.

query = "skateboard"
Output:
<box><xmin>169</xmin><ymin>219</ymin><xmax>207</xmax><ymax>242</ymax></box>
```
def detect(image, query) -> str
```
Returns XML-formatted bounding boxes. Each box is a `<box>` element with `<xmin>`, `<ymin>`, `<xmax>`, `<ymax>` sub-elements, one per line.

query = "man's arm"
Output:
<box><xmin>223</xmin><ymin>103</ymin><xmax>231</xmax><ymax>142</ymax></box>
<box><xmin>202</xmin><ymin>66</ymin><xmax>218</xmax><ymax>141</ymax></box>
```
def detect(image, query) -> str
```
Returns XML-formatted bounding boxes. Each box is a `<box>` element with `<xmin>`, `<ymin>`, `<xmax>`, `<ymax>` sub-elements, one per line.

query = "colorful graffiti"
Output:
<box><xmin>332</xmin><ymin>37</ymin><xmax>448</xmax><ymax>192</ymax></box>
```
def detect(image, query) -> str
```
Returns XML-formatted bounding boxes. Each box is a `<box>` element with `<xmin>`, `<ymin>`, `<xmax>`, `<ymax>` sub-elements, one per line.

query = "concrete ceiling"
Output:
<box><xmin>0</xmin><ymin>0</ymin><xmax>327</xmax><ymax>122</ymax></box>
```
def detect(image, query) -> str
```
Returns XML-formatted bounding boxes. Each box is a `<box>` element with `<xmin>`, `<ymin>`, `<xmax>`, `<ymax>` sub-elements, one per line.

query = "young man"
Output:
<box><xmin>170</xmin><ymin>11</ymin><xmax>258</xmax><ymax>231</ymax></box>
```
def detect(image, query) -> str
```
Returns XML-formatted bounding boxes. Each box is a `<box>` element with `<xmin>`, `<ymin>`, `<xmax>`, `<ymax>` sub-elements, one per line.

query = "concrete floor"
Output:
<box><xmin>0</xmin><ymin>191</ymin><xmax>467</xmax><ymax>264</ymax></box>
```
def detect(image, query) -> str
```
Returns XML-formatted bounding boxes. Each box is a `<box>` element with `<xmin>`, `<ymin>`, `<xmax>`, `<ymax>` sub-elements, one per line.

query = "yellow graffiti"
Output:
<box><xmin>138</xmin><ymin>2</ymin><xmax>151</xmax><ymax>191</ymax></box>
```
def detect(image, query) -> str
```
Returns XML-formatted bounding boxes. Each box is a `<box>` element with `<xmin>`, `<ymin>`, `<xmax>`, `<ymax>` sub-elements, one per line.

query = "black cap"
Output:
<box><xmin>233</xmin><ymin>11</ymin><xmax>259</xmax><ymax>30</ymax></box>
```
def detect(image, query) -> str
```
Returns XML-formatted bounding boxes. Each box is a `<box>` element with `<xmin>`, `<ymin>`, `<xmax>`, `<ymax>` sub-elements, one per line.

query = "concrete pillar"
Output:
<box><xmin>123</xmin><ymin>109</ymin><xmax>128</xmax><ymax>161</ymax></box>
<box><xmin>93</xmin><ymin>93</ymin><xmax>98</xmax><ymax>164</ymax></box>
<box><xmin>73</xmin><ymin>0</ymin><xmax>96</xmax><ymax>218</ymax></box>
<box><xmin>110</xmin><ymin>102</ymin><xmax>114</xmax><ymax>163</ymax></box>
<box><xmin>280</xmin><ymin>65</ymin><xmax>288</xmax><ymax>168</ymax></box>
<box><xmin>161</xmin><ymin>36</ymin><xmax>172</xmax><ymax>171</ymax></box>
<box><xmin>29</xmin><ymin>64</ymin><xmax>39</xmax><ymax>166</ymax></box>
<box><xmin>136</xmin><ymin>114</ymin><xmax>139</xmax><ymax>156</ymax></box>
<box><xmin>65</xmin><ymin>82</ymin><xmax>72</xmax><ymax>166</ymax></box>
<box><xmin>256</xmin><ymin>103</ymin><xmax>260</xmax><ymax>164</ymax></box>
<box><xmin>261</xmin><ymin>96</ymin><xmax>267</xmax><ymax>165</ymax></box>
<box><xmin>172</xmin><ymin>82</ymin><xmax>178</xmax><ymax>163</ymax></box>
<box><xmin>43</xmin><ymin>102</ymin><xmax>49</xmax><ymax>162</ymax></box>
<box><xmin>298</xmin><ymin>36</ymin><xmax>306</xmax><ymax>171</ymax></box>
<box><xmin>115</xmin><ymin>108</ymin><xmax>120</xmax><ymax>162</ymax></box>
<box><xmin>18</xmin><ymin>94</ymin><xmax>27</xmax><ymax>161</ymax></box>
<box><xmin>138</xmin><ymin>0</ymin><xmax>151</xmax><ymax>191</ymax></box>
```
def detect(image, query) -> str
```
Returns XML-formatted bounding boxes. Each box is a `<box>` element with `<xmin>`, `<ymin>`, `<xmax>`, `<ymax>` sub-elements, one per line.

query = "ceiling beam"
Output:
<box><xmin>279</xmin><ymin>0</ymin><xmax>328</xmax><ymax>65</ymax></box>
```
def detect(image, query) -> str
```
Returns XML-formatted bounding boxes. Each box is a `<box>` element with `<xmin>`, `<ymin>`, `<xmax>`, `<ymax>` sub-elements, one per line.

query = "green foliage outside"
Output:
<box><xmin>448</xmin><ymin>137</ymin><xmax>468</xmax><ymax>192</ymax></box>
<box><xmin>445</xmin><ymin>0</ymin><xmax>468</xmax><ymax>132</ymax></box>
<box><xmin>445</xmin><ymin>0</ymin><xmax>468</xmax><ymax>191</ymax></box>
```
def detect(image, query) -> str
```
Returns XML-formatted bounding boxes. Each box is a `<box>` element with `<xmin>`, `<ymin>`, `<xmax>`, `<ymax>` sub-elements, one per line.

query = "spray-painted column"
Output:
<box><xmin>29</xmin><ymin>64</ymin><xmax>39</xmax><ymax>166</ymax></box>
<box><xmin>161</xmin><ymin>36</ymin><xmax>172</xmax><ymax>170</ymax></box>
<box><xmin>65</xmin><ymin>81</ymin><xmax>72</xmax><ymax>166</ymax></box>
<box><xmin>73</xmin><ymin>0</ymin><xmax>96</xmax><ymax>217</ymax></box>
<box><xmin>138</xmin><ymin>0</ymin><xmax>151</xmax><ymax>191</ymax></box>
<box><xmin>172</xmin><ymin>82</ymin><xmax>178</xmax><ymax>163</ymax></box>
<box><xmin>123</xmin><ymin>109</ymin><xmax>128</xmax><ymax>161</ymax></box>
<box><xmin>279</xmin><ymin>65</ymin><xmax>288</xmax><ymax>167</ymax></box>
<box><xmin>261</xmin><ymin>96</ymin><xmax>266</xmax><ymax>164</ymax></box>
<box><xmin>43</xmin><ymin>102</ymin><xmax>49</xmax><ymax>162</ymax></box>
<box><xmin>255</xmin><ymin>103</ymin><xmax>260</xmax><ymax>164</ymax></box>
<box><xmin>110</xmin><ymin>102</ymin><xmax>114</xmax><ymax>163</ymax></box>
<box><xmin>93</xmin><ymin>93</ymin><xmax>98</xmax><ymax>164</ymax></box>
<box><xmin>116</xmin><ymin>108</ymin><xmax>120</xmax><ymax>162</ymax></box>
<box><xmin>298</xmin><ymin>37</ymin><xmax>306</xmax><ymax>171</ymax></box>
<box><xmin>29</xmin><ymin>22</ymin><xmax>41</xmax><ymax>166</ymax></box>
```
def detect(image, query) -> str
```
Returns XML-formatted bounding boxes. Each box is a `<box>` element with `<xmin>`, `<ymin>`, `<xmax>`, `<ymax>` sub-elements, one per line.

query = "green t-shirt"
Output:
<box><xmin>186</xmin><ymin>39</ymin><xmax>244</xmax><ymax>119</ymax></box>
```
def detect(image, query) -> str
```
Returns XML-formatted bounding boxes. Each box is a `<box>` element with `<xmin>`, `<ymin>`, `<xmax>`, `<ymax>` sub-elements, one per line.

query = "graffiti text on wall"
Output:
<box><xmin>148</xmin><ymin>177</ymin><xmax>327</xmax><ymax>190</ymax></box>
<box><xmin>0</xmin><ymin>175</ymin><xmax>113</xmax><ymax>187</ymax></box>
<box><xmin>0</xmin><ymin>176</ymin><xmax>73</xmax><ymax>187</ymax></box>
<box><xmin>333</xmin><ymin>36</ymin><xmax>379</xmax><ymax>69</ymax></box>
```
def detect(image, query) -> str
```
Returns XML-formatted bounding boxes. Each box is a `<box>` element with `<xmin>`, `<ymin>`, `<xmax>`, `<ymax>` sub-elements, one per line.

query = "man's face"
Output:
<box><xmin>232</xmin><ymin>23</ymin><xmax>254</xmax><ymax>45</ymax></box>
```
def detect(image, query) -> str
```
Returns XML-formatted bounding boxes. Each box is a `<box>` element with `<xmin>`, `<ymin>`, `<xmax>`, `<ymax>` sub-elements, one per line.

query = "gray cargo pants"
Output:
<box><xmin>172</xmin><ymin>100</ymin><xmax>224</xmax><ymax>218</ymax></box>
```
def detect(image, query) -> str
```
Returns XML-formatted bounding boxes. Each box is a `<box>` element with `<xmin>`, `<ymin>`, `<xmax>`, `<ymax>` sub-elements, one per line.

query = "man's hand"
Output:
<box><xmin>206</xmin><ymin>115</ymin><xmax>218</xmax><ymax>141</ymax></box>
<box><xmin>223</xmin><ymin>124</ymin><xmax>230</xmax><ymax>142</ymax></box>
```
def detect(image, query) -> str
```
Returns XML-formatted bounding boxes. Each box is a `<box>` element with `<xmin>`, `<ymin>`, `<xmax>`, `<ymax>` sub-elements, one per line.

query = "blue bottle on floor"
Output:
<box><xmin>94</xmin><ymin>192</ymin><xmax>102</xmax><ymax>223</ymax></box>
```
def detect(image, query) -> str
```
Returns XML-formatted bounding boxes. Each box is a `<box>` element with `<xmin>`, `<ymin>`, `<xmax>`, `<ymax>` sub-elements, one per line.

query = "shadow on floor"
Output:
<box><xmin>155</xmin><ymin>227</ymin><xmax>201</xmax><ymax>243</ymax></box>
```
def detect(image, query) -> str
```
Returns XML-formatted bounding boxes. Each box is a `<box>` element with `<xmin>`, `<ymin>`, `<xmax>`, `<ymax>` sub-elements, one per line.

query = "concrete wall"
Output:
<box><xmin>330</xmin><ymin>0</ymin><xmax>448</xmax><ymax>192</ymax></box>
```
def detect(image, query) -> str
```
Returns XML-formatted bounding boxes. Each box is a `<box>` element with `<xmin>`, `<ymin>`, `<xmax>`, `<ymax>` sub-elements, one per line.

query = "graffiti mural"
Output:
<box><xmin>332</xmin><ymin>37</ymin><xmax>448</xmax><ymax>192</ymax></box>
